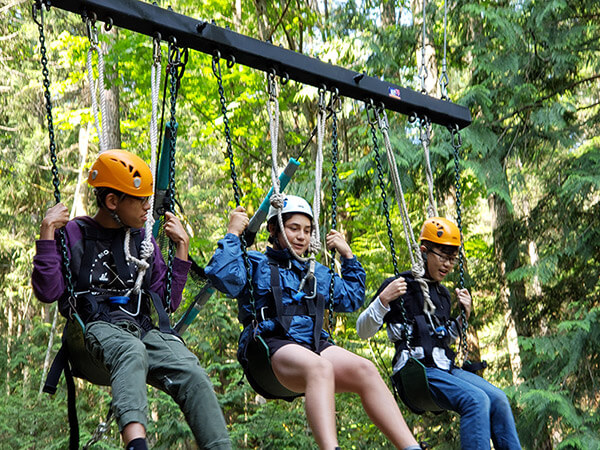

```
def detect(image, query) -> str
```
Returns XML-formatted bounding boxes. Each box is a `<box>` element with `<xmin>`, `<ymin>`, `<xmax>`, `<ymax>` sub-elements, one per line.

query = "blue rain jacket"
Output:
<box><xmin>205</xmin><ymin>233</ymin><xmax>366</xmax><ymax>347</ymax></box>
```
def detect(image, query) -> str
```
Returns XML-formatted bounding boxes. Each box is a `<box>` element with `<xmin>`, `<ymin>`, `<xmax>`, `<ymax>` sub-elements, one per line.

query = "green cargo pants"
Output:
<box><xmin>85</xmin><ymin>321</ymin><xmax>231</xmax><ymax>449</ymax></box>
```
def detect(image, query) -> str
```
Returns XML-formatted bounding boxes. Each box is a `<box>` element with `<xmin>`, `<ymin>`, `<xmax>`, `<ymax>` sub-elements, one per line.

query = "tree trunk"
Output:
<box><xmin>234</xmin><ymin>0</ymin><xmax>242</xmax><ymax>29</ymax></box>
<box><xmin>253</xmin><ymin>0</ymin><xmax>270</xmax><ymax>41</ymax></box>
<box><xmin>103</xmin><ymin>28</ymin><xmax>121</xmax><ymax>149</ymax></box>
<box><xmin>489</xmin><ymin>192</ymin><xmax>524</xmax><ymax>385</ymax></box>
<box><xmin>381</xmin><ymin>0</ymin><xmax>395</xmax><ymax>28</ymax></box>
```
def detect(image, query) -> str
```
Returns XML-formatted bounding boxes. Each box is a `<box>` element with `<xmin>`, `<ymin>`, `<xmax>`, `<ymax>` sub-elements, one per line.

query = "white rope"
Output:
<box><xmin>310</xmin><ymin>88</ymin><xmax>325</xmax><ymax>256</ymax></box>
<box><xmin>97</xmin><ymin>43</ymin><xmax>108</xmax><ymax>151</ymax></box>
<box><xmin>267</xmin><ymin>74</ymin><xmax>310</xmax><ymax>263</ymax></box>
<box><xmin>86</xmin><ymin>19</ymin><xmax>108</xmax><ymax>153</ymax></box>
<box><xmin>377</xmin><ymin>108</ymin><xmax>436</xmax><ymax>316</ymax></box>
<box><xmin>420</xmin><ymin>117</ymin><xmax>438</xmax><ymax>218</ymax></box>
<box><xmin>124</xmin><ymin>38</ymin><xmax>162</xmax><ymax>296</ymax></box>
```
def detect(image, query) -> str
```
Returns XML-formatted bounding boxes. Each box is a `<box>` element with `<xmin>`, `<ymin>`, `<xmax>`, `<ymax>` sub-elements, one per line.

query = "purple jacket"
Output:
<box><xmin>32</xmin><ymin>216</ymin><xmax>190</xmax><ymax>314</ymax></box>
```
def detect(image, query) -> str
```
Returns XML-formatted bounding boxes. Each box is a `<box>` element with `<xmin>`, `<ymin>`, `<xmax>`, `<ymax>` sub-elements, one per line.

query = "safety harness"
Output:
<box><xmin>43</xmin><ymin>219</ymin><xmax>176</xmax><ymax>449</ymax></box>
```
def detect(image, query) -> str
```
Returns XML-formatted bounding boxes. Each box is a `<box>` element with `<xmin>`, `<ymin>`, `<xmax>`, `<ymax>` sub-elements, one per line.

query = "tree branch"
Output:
<box><xmin>494</xmin><ymin>74</ymin><xmax>600</xmax><ymax>125</ymax></box>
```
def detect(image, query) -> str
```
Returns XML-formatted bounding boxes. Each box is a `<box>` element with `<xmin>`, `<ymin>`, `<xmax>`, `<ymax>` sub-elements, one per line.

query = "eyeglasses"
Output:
<box><xmin>124</xmin><ymin>194</ymin><xmax>151</xmax><ymax>204</ymax></box>
<box><xmin>429</xmin><ymin>248</ymin><xmax>458</xmax><ymax>265</ymax></box>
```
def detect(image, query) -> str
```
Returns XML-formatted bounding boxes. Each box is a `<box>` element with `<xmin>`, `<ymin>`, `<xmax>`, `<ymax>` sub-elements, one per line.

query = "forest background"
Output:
<box><xmin>1</xmin><ymin>0</ymin><xmax>599</xmax><ymax>448</ymax></box>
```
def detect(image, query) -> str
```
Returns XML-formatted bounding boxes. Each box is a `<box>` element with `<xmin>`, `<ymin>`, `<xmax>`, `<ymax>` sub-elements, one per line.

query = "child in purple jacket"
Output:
<box><xmin>32</xmin><ymin>150</ymin><xmax>230</xmax><ymax>450</ymax></box>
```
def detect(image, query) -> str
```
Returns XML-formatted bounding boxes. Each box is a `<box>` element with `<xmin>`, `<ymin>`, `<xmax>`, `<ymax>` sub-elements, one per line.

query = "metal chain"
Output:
<box><xmin>366</xmin><ymin>101</ymin><xmax>399</xmax><ymax>279</ymax></box>
<box><xmin>327</xmin><ymin>89</ymin><xmax>341</xmax><ymax>333</ymax></box>
<box><xmin>212</xmin><ymin>52</ymin><xmax>256</xmax><ymax>316</ymax></box>
<box><xmin>212</xmin><ymin>52</ymin><xmax>243</xmax><ymax>204</ymax></box>
<box><xmin>439</xmin><ymin>0</ymin><xmax>449</xmax><ymax>101</ymax></box>
<box><xmin>83</xmin><ymin>407</ymin><xmax>114</xmax><ymax>449</ymax></box>
<box><xmin>164</xmin><ymin>39</ymin><xmax>181</xmax><ymax>312</ymax></box>
<box><xmin>451</xmin><ymin>125</ymin><xmax>469</xmax><ymax>361</ymax></box>
<box><xmin>418</xmin><ymin>0</ymin><xmax>428</xmax><ymax>94</ymax></box>
<box><xmin>33</xmin><ymin>1</ymin><xmax>76</xmax><ymax>313</ymax></box>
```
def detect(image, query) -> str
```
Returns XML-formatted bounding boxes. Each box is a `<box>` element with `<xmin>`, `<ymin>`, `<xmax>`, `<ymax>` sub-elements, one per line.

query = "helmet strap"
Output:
<box><xmin>111</xmin><ymin>209</ymin><xmax>125</xmax><ymax>227</ymax></box>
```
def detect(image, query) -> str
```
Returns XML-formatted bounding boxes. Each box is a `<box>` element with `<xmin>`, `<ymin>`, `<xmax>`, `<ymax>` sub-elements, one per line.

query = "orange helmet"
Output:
<box><xmin>88</xmin><ymin>150</ymin><xmax>153</xmax><ymax>197</ymax></box>
<box><xmin>419</xmin><ymin>217</ymin><xmax>461</xmax><ymax>247</ymax></box>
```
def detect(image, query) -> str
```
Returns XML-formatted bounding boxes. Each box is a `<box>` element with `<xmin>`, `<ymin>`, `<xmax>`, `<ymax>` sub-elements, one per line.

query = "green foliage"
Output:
<box><xmin>2</xmin><ymin>0</ymin><xmax>600</xmax><ymax>448</ymax></box>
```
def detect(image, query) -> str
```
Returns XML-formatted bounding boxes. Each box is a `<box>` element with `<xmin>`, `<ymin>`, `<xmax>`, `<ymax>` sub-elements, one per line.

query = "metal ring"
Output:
<box><xmin>227</xmin><ymin>55</ymin><xmax>235</xmax><ymax>69</ymax></box>
<box><xmin>281</xmin><ymin>72</ymin><xmax>290</xmax><ymax>85</ymax></box>
<box><xmin>32</xmin><ymin>2</ymin><xmax>42</xmax><ymax>26</ymax></box>
<box><xmin>104</xmin><ymin>17</ymin><xmax>113</xmax><ymax>31</ymax></box>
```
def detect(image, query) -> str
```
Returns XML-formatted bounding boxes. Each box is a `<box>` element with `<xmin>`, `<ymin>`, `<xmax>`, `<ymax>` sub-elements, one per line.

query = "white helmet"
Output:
<box><xmin>267</xmin><ymin>195</ymin><xmax>313</xmax><ymax>222</ymax></box>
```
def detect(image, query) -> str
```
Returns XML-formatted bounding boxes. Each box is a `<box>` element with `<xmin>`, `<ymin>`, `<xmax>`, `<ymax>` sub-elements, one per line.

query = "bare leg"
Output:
<box><xmin>321</xmin><ymin>346</ymin><xmax>418</xmax><ymax>449</ymax></box>
<box><xmin>271</xmin><ymin>343</ymin><xmax>338</xmax><ymax>450</ymax></box>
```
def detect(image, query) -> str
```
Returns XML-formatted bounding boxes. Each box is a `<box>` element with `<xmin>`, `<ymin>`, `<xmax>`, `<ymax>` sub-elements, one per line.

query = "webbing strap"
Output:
<box><xmin>268</xmin><ymin>263</ymin><xmax>324</xmax><ymax>351</ymax></box>
<box><xmin>148</xmin><ymin>290</ymin><xmax>174</xmax><ymax>334</ymax></box>
<box><xmin>42</xmin><ymin>341</ymin><xmax>79</xmax><ymax>449</ymax></box>
<box><xmin>414</xmin><ymin>315</ymin><xmax>434</xmax><ymax>366</ymax></box>
<box><xmin>64</xmin><ymin>362</ymin><xmax>79</xmax><ymax>450</ymax></box>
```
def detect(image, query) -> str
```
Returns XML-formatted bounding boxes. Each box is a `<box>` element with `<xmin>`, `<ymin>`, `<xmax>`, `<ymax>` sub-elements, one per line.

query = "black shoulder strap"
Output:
<box><xmin>268</xmin><ymin>262</ymin><xmax>325</xmax><ymax>352</ymax></box>
<box><xmin>74</xmin><ymin>219</ymin><xmax>99</xmax><ymax>291</ymax></box>
<box><xmin>414</xmin><ymin>315</ymin><xmax>435</xmax><ymax>366</ymax></box>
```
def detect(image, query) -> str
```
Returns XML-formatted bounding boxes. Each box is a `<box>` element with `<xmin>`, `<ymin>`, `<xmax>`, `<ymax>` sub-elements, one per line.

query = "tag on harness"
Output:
<box><xmin>293</xmin><ymin>292</ymin><xmax>305</xmax><ymax>301</ymax></box>
<box><xmin>109</xmin><ymin>296</ymin><xmax>130</xmax><ymax>305</ymax></box>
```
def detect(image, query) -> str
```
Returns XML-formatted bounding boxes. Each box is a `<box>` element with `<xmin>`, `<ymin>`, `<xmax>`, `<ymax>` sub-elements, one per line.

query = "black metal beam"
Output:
<box><xmin>47</xmin><ymin>0</ymin><xmax>471</xmax><ymax>129</ymax></box>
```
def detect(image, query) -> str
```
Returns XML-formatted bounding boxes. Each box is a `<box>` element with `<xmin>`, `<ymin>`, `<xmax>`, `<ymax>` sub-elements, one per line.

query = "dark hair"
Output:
<box><xmin>267</xmin><ymin>212</ymin><xmax>313</xmax><ymax>245</ymax></box>
<box><xmin>94</xmin><ymin>187</ymin><xmax>125</xmax><ymax>208</ymax></box>
<box><xmin>422</xmin><ymin>240</ymin><xmax>459</xmax><ymax>255</ymax></box>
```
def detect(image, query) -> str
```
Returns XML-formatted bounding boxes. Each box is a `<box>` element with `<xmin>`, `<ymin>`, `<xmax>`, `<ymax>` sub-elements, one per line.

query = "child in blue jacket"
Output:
<box><xmin>206</xmin><ymin>195</ymin><xmax>419</xmax><ymax>450</ymax></box>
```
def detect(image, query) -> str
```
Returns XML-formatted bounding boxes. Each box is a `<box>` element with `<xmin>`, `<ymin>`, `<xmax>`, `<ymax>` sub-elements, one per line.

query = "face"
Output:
<box><xmin>113</xmin><ymin>194</ymin><xmax>151</xmax><ymax>228</ymax></box>
<box><xmin>423</xmin><ymin>245</ymin><xmax>458</xmax><ymax>282</ymax></box>
<box><xmin>273</xmin><ymin>213</ymin><xmax>312</xmax><ymax>255</ymax></box>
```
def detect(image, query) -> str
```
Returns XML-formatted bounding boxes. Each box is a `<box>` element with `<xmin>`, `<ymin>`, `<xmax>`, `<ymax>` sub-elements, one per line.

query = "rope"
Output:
<box><xmin>85</xmin><ymin>15</ymin><xmax>108</xmax><ymax>153</ymax></box>
<box><xmin>123</xmin><ymin>36</ymin><xmax>162</xmax><ymax>297</ymax></box>
<box><xmin>266</xmin><ymin>74</ymin><xmax>323</xmax><ymax>263</ymax></box>
<box><xmin>375</xmin><ymin>106</ymin><xmax>437</xmax><ymax>323</ymax></box>
<box><xmin>419</xmin><ymin>116</ymin><xmax>438</xmax><ymax>218</ymax></box>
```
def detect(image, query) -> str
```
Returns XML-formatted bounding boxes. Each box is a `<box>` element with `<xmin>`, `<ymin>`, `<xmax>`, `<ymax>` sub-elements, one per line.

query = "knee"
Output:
<box><xmin>489</xmin><ymin>388</ymin><xmax>513</xmax><ymax>414</ymax></box>
<box><xmin>309</xmin><ymin>357</ymin><xmax>335</xmax><ymax>382</ymax></box>
<box><xmin>352</xmin><ymin>356</ymin><xmax>380</xmax><ymax>382</ymax></box>
<box><xmin>113</xmin><ymin>338</ymin><xmax>147</xmax><ymax>370</ymax></box>
<box><xmin>461</xmin><ymin>387</ymin><xmax>491</xmax><ymax>415</ymax></box>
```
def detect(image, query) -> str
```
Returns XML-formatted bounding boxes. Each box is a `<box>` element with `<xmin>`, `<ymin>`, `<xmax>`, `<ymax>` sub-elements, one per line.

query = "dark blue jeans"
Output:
<box><xmin>426</xmin><ymin>366</ymin><xmax>521</xmax><ymax>450</ymax></box>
